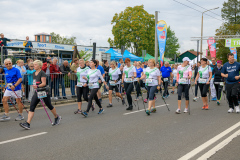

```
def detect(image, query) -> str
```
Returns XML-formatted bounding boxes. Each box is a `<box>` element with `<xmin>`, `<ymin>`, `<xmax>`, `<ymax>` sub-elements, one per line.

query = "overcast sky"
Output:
<box><xmin>0</xmin><ymin>0</ymin><xmax>226</xmax><ymax>53</ymax></box>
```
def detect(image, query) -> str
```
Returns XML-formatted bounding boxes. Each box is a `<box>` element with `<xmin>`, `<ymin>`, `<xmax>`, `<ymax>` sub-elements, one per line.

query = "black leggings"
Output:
<box><xmin>134</xmin><ymin>81</ymin><xmax>141</xmax><ymax>97</ymax></box>
<box><xmin>226</xmin><ymin>83</ymin><xmax>240</xmax><ymax>109</ymax></box>
<box><xmin>30</xmin><ymin>92</ymin><xmax>54</xmax><ymax>112</ymax></box>
<box><xmin>124</xmin><ymin>82</ymin><xmax>134</xmax><ymax>106</ymax></box>
<box><xmin>195</xmin><ymin>82</ymin><xmax>199</xmax><ymax>97</ymax></box>
<box><xmin>177</xmin><ymin>84</ymin><xmax>189</xmax><ymax>100</ymax></box>
<box><xmin>214</xmin><ymin>84</ymin><xmax>223</xmax><ymax>100</ymax></box>
<box><xmin>86</xmin><ymin>88</ymin><xmax>102</xmax><ymax>112</ymax></box>
<box><xmin>76</xmin><ymin>86</ymin><xmax>89</xmax><ymax>102</ymax></box>
<box><xmin>198</xmin><ymin>83</ymin><xmax>209</xmax><ymax>97</ymax></box>
<box><xmin>147</xmin><ymin>86</ymin><xmax>157</xmax><ymax>100</ymax></box>
<box><xmin>162</xmin><ymin>78</ymin><xmax>169</xmax><ymax>97</ymax></box>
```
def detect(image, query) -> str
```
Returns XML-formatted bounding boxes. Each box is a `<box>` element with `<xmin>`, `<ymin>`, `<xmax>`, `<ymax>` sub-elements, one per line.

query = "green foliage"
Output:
<box><xmin>221</xmin><ymin>0</ymin><xmax>240</xmax><ymax>24</ymax></box>
<box><xmin>50</xmin><ymin>32</ymin><xmax>77</xmax><ymax>45</ymax></box>
<box><xmin>109</xmin><ymin>5</ymin><xmax>155</xmax><ymax>56</ymax></box>
<box><xmin>79</xmin><ymin>50</ymin><xmax>92</xmax><ymax>61</ymax></box>
<box><xmin>165</xmin><ymin>26</ymin><xmax>180</xmax><ymax>59</ymax></box>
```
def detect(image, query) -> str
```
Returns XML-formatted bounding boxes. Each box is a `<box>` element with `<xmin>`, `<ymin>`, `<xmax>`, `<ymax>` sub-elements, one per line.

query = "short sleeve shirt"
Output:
<box><xmin>144</xmin><ymin>67</ymin><xmax>160</xmax><ymax>86</ymax></box>
<box><xmin>33</xmin><ymin>70</ymin><xmax>47</xmax><ymax>86</ymax></box>
<box><xmin>4</xmin><ymin>67</ymin><xmax>22</xmax><ymax>91</ymax></box>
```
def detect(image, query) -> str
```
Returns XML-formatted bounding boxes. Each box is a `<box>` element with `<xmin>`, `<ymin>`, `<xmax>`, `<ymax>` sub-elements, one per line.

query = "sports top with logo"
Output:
<box><xmin>177</xmin><ymin>65</ymin><xmax>192</xmax><ymax>84</ymax></box>
<box><xmin>123</xmin><ymin>65</ymin><xmax>136</xmax><ymax>82</ymax></box>
<box><xmin>144</xmin><ymin>67</ymin><xmax>160</xmax><ymax>86</ymax></box>
<box><xmin>87</xmin><ymin>69</ymin><xmax>104</xmax><ymax>89</ymax></box>
<box><xmin>221</xmin><ymin>62</ymin><xmax>240</xmax><ymax>84</ymax></box>
<box><xmin>76</xmin><ymin>66</ymin><xmax>90</xmax><ymax>87</ymax></box>
<box><xmin>109</xmin><ymin>68</ymin><xmax>121</xmax><ymax>85</ymax></box>
<box><xmin>198</xmin><ymin>66</ymin><xmax>212</xmax><ymax>83</ymax></box>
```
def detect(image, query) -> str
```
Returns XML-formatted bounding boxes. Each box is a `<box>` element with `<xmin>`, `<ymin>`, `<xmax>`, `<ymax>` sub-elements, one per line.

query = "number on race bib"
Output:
<box><xmin>37</xmin><ymin>91</ymin><xmax>47</xmax><ymax>99</ymax></box>
<box><xmin>88</xmin><ymin>83</ymin><xmax>94</xmax><ymax>89</ymax></box>
<box><xmin>125</xmin><ymin>78</ymin><xmax>133</xmax><ymax>83</ymax></box>
<box><xmin>163</xmin><ymin>78</ymin><xmax>168</xmax><ymax>82</ymax></box>
<box><xmin>109</xmin><ymin>81</ymin><xmax>116</xmax><ymax>86</ymax></box>
<box><xmin>179</xmin><ymin>78</ymin><xmax>187</xmax><ymax>84</ymax></box>
<box><xmin>199</xmin><ymin>78</ymin><xmax>207</xmax><ymax>84</ymax></box>
<box><xmin>77</xmin><ymin>82</ymin><xmax>83</xmax><ymax>87</ymax></box>
<box><xmin>146</xmin><ymin>78</ymin><xmax>153</xmax><ymax>83</ymax></box>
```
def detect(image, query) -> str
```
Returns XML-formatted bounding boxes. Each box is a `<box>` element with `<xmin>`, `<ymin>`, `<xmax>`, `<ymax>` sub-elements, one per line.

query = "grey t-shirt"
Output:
<box><xmin>33</xmin><ymin>70</ymin><xmax>47</xmax><ymax>86</ymax></box>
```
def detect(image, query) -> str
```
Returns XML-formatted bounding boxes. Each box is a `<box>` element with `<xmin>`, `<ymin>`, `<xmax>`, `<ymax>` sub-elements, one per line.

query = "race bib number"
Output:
<box><xmin>179</xmin><ymin>78</ymin><xmax>187</xmax><ymax>84</ymax></box>
<box><xmin>88</xmin><ymin>83</ymin><xmax>94</xmax><ymax>89</ymax></box>
<box><xmin>163</xmin><ymin>78</ymin><xmax>168</xmax><ymax>82</ymax></box>
<box><xmin>109</xmin><ymin>81</ymin><xmax>116</xmax><ymax>86</ymax></box>
<box><xmin>220</xmin><ymin>82</ymin><xmax>224</xmax><ymax>86</ymax></box>
<box><xmin>7</xmin><ymin>83</ymin><xmax>13</xmax><ymax>88</ymax></box>
<box><xmin>125</xmin><ymin>78</ymin><xmax>133</xmax><ymax>83</ymax></box>
<box><xmin>134</xmin><ymin>78</ymin><xmax>138</xmax><ymax>81</ymax></box>
<box><xmin>214</xmin><ymin>82</ymin><xmax>220</xmax><ymax>84</ymax></box>
<box><xmin>146</xmin><ymin>78</ymin><xmax>153</xmax><ymax>83</ymax></box>
<box><xmin>199</xmin><ymin>78</ymin><xmax>207</xmax><ymax>84</ymax></box>
<box><xmin>37</xmin><ymin>91</ymin><xmax>47</xmax><ymax>99</ymax></box>
<box><xmin>77</xmin><ymin>82</ymin><xmax>83</xmax><ymax>87</ymax></box>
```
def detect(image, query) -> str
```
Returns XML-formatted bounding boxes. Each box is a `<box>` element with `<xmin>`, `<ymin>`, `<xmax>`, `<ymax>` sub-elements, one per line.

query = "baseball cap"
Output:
<box><xmin>183</xmin><ymin>57</ymin><xmax>191</xmax><ymax>62</ymax></box>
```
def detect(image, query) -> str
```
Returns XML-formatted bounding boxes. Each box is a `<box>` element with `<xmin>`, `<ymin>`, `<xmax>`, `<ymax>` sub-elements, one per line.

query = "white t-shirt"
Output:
<box><xmin>172</xmin><ymin>69</ymin><xmax>177</xmax><ymax>80</ymax></box>
<box><xmin>123</xmin><ymin>65</ymin><xmax>136</xmax><ymax>82</ymax></box>
<box><xmin>198</xmin><ymin>65</ymin><xmax>212</xmax><ymax>81</ymax></box>
<box><xmin>177</xmin><ymin>65</ymin><xmax>192</xmax><ymax>84</ymax></box>
<box><xmin>144</xmin><ymin>67</ymin><xmax>160</xmax><ymax>86</ymax></box>
<box><xmin>87</xmin><ymin>69</ymin><xmax>104</xmax><ymax>89</ymax></box>
<box><xmin>109</xmin><ymin>68</ymin><xmax>121</xmax><ymax>84</ymax></box>
<box><xmin>76</xmin><ymin>67</ymin><xmax>89</xmax><ymax>86</ymax></box>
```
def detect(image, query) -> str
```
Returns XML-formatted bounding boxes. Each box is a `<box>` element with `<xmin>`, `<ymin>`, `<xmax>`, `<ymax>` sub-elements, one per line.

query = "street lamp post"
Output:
<box><xmin>200</xmin><ymin>7</ymin><xmax>219</xmax><ymax>59</ymax></box>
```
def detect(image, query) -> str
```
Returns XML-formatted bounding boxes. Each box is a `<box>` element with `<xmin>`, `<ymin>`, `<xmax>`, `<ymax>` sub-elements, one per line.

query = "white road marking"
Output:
<box><xmin>0</xmin><ymin>132</ymin><xmax>47</xmax><ymax>145</ymax></box>
<box><xmin>123</xmin><ymin>104</ymin><xmax>169</xmax><ymax>115</ymax></box>
<box><xmin>178</xmin><ymin>121</ymin><xmax>240</xmax><ymax>160</ymax></box>
<box><xmin>197</xmin><ymin>129</ymin><xmax>240</xmax><ymax>160</ymax></box>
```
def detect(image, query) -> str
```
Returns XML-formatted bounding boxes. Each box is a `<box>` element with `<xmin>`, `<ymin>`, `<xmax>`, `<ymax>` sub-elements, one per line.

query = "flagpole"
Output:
<box><xmin>155</xmin><ymin>11</ymin><xmax>159</xmax><ymax>64</ymax></box>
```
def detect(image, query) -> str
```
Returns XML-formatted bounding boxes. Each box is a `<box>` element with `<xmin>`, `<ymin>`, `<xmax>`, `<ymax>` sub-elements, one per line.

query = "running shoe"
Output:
<box><xmin>107</xmin><ymin>104</ymin><xmax>113</xmax><ymax>108</ymax></box>
<box><xmin>98</xmin><ymin>108</ymin><xmax>104</xmax><ymax>114</ymax></box>
<box><xmin>122</xmin><ymin>98</ymin><xmax>125</xmax><ymax>105</ymax></box>
<box><xmin>144</xmin><ymin>99</ymin><xmax>148</xmax><ymax>103</ymax></box>
<box><xmin>162</xmin><ymin>96</ymin><xmax>166</xmax><ymax>99</ymax></box>
<box><xmin>193</xmin><ymin>97</ymin><xmax>197</xmax><ymax>102</ymax></box>
<box><xmin>217</xmin><ymin>101</ymin><xmax>220</xmax><ymax>105</ymax></box>
<box><xmin>15</xmin><ymin>114</ymin><xmax>24</xmax><ymax>121</ymax></box>
<box><xmin>228</xmin><ymin>108</ymin><xmax>234</xmax><ymax>113</ymax></box>
<box><xmin>92</xmin><ymin>103</ymin><xmax>95</xmax><ymax>111</ymax></box>
<box><xmin>52</xmin><ymin>116</ymin><xmax>61</xmax><ymax>126</ymax></box>
<box><xmin>211</xmin><ymin>97</ymin><xmax>217</xmax><ymax>101</ymax></box>
<box><xmin>171</xmin><ymin>91</ymin><xmax>174</xmax><ymax>94</ymax></box>
<box><xmin>202</xmin><ymin>105</ymin><xmax>206</xmax><ymax>110</ymax></box>
<box><xmin>166</xmin><ymin>95</ymin><xmax>169</xmax><ymax>98</ymax></box>
<box><xmin>235</xmin><ymin>106</ymin><xmax>240</xmax><ymax>113</ymax></box>
<box><xmin>151</xmin><ymin>108</ymin><xmax>156</xmax><ymax>113</ymax></box>
<box><xmin>183</xmin><ymin>108</ymin><xmax>188</xmax><ymax>113</ymax></box>
<box><xmin>0</xmin><ymin>114</ymin><xmax>10</xmax><ymax>122</ymax></box>
<box><xmin>81</xmin><ymin>111</ymin><xmax>88</xmax><ymax>117</ymax></box>
<box><xmin>175</xmin><ymin>109</ymin><xmax>181</xmax><ymax>114</ymax></box>
<box><xmin>146</xmin><ymin>110</ymin><xmax>151</xmax><ymax>115</ymax></box>
<box><xmin>126</xmin><ymin>105</ymin><xmax>133</xmax><ymax>110</ymax></box>
<box><xmin>74</xmin><ymin>109</ymin><xmax>82</xmax><ymax>114</ymax></box>
<box><xmin>205</xmin><ymin>105</ymin><xmax>209</xmax><ymax>110</ymax></box>
<box><xmin>19</xmin><ymin>121</ymin><xmax>30</xmax><ymax>130</ymax></box>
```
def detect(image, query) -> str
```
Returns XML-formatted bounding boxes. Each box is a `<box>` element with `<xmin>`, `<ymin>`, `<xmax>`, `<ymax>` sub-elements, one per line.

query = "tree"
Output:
<box><xmin>165</xmin><ymin>26</ymin><xmax>180</xmax><ymax>59</ymax></box>
<box><xmin>50</xmin><ymin>32</ymin><xmax>77</xmax><ymax>45</ymax></box>
<box><xmin>78</xmin><ymin>50</ymin><xmax>92</xmax><ymax>61</ymax></box>
<box><xmin>108</xmin><ymin>5</ymin><xmax>155</xmax><ymax>56</ymax></box>
<box><xmin>222</xmin><ymin>0</ymin><xmax>240</xmax><ymax>25</ymax></box>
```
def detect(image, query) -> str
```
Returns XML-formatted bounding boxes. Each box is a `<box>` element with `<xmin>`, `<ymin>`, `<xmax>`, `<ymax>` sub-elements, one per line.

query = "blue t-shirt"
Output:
<box><xmin>27</xmin><ymin>70</ymin><xmax>36</xmax><ymax>85</ymax></box>
<box><xmin>97</xmin><ymin>65</ymin><xmax>105</xmax><ymax>75</ymax></box>
<box><xmin>4</xmin><ymin>67</ymin><xmax>22</xmax><ymax>91</ymax></box>
<box><xmin>25</xmin><ymin>41</ymin><xmax>33</xmax><ymax>52</ymax></box>
<box><xmin>160</xmin><ymin>66</ymin><xmax>172</xmax><ymax>78</ymax></box>
<box><xmin>136</xmin><ymin>67</ymin><xmax>143</xmax><ymax>78</ymax></box>
<box><xmin>118</xmin><ymin>63</ymin><xmax>121</xmax><ymax>68</ymax></box>
<box><xmin>221</xmin><ymin>62</ymin><xmax>240</xmax><ymax>84</ymax></box>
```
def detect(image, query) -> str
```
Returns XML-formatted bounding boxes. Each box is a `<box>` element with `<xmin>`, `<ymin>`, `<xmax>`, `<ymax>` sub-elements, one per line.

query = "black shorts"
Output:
<box><xmin>109</xmin><ymin>84</ymin><xmax>119</xmax><ymax>92</ymax></box>
<box><xmin>98</xmin><ymin>82</ymin><xmax>103</xmax><ymax>89</ymax></box>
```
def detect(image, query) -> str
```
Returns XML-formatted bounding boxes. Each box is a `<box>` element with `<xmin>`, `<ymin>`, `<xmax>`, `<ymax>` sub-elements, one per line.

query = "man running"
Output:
<box><xmin>160</xmin><ymin>62</ymin><xmax>173</xmax><ymax>98</ymax></box>
<box><xmin>221</xmin><ymin>53</ymin><xmax>240</xmax><ymax>113</ymax></box>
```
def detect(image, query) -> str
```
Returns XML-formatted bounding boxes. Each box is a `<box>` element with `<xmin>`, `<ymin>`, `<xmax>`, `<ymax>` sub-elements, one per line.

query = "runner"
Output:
<box><xmin>193</xmin><ymin>62</ymin><xmax>201</xmax><ymax>101</ymax></box>
<box><xmin>134</xmin><ymin>61</ymin><xmax>143</xmax><ymax>101</ymax></box>
<box><xmin>19</xmin><ymin>60</ymin><xmax>61</xmax><ymax>129</ymax></box>
<box><xmin>0</xmin><ymin>58</ymin><xmax>24</xmax><ymax>121</ymax></box>
<box><xmin>122</xmin><ymin>58</ymin><xmax>136</xmax><ymax>111</ymax></box>
<box><xmin>81</xmin><ymin>60</ymin><xmax>109</xmax><ymax>117</ymax></box>
<box><xmin>74</xmin><ymin>59</ymin><xmax>90</xmax><ymax>114</ymax></box>
<box><xmin>175</xmin><ymin>57</ymin><xmax>192</xmax><ymax>114</ymax></box>
<box><xmin>221</xmin><ymin>53</ymin><xmax>240</xmax><ymax>113</ymax></box>
<box><xmin>171</xmin><ymin>64</ymin><xmax>177</xmax><ymax>94</ymax></box>
<box><xmin>140</xmin><ymin>59</ymin><xmax>161</xmax><ymax>115</ymax></box>
<box><xmin>107</xmin><ymin>61</ymin><xmax>125</xmax><ymax>107</ymax></box>
<box><xmin>210</xmin><ymin>57</ymin><xmax>217</xmax><ymax>101</ymax></box>
<box><xmin>195</xmin><ymin>58</ymin><xmax>212</xmax><ymax>110</ymax></box>
<box><xmin>160</xmin><ymin>62</ymin><xmax>173</xmax><ymax>98</ymax></box>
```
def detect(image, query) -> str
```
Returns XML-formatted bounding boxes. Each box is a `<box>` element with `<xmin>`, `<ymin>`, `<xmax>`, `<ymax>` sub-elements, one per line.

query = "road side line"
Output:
<box><xmin>123</xmin><ymin>104</ymin><xmax>169</xmax><ymax>115</ymax></box>
<box><xmin>0</xmin><ymin>132</ymin><xmax>47</xmax><ymax>145</ymax></box>
<box><xmin>178</xmin><ymin>121</ymin><xmax>240</xmax><ymax>160</ymax></box>
<box><xmin>197</xmin><ymin>129</ymin><xmax>240</xmax><ymax>160</ymax></box>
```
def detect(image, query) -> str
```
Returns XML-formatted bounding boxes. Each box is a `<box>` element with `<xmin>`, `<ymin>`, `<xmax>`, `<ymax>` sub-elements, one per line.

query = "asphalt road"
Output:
<box><xmin>0</xmin><ymin>88</ymin><xmax>240</xmax><ymax>160</ymax></box>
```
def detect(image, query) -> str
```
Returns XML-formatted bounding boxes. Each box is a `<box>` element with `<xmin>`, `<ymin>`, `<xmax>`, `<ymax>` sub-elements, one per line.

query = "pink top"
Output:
<box><xmin>176</xmin><ymin>65</ymin><xmax>192</xmax><ymax>82</ymax></box>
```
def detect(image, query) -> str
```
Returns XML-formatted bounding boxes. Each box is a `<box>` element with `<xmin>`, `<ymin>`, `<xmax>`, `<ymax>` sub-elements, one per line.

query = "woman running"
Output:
<box><xmin>195</xmin><ymin>58</ymin><xmax>212</xmax><ymax>110</ymax></box>
<box><xmin>140</xmin><ymin>59</ymin><xmax>161</xmax><ymax>115</ymax></box>
<box><xmin>19</xmin><ymin>60</ymin><xmax>61</xmax><ymax>130</ymax></box>
<box><xmin>175</xmin><ymin>57</ymin><xmax>192</xmax><ymax>114</ymax></box>
<box><xmin>172</xmin><ymin>64</ymin><xmax>177</xmax><ymax>94</ymax></box>
<box><xmin>81</xmin><ymin>60</ymin><xmax>108</xmax><ymax>117</ymax></box>
<box><xmin>134</xmin><ymin>61</ymin><xmax>143</xmax><ymax>101</ymax></box>
<box><xmin>122</xmin><ymin>58</ymin><xmax>136</xmax><ymax>111</ymax></box>
<box><xmin>74</xmin><ymin>59</ymin><xmax>90</xmax><ymax>114</ymax></box>
<box><xmin>212</xmin><ymin>60</ymin><xmax>224</xmax><ymax>105</ymax></box>
<box><xmin>107</xmin><ymin>61</ymin><xmax>125</xmax><ymax>107</ymax></box>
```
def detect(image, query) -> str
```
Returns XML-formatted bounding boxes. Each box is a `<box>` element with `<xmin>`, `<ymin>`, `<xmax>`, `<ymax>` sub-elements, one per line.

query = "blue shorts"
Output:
<box><xmin>172</xmin><ymin>79</ymin><xmax>176</xmax><ymax>86</ymax></box>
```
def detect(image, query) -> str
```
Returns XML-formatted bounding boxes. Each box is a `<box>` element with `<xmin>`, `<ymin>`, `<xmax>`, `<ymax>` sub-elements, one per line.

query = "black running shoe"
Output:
<box><xmin>126</xmin><ymin>105</ymin><xmax>133</xmax><ymax>110</ymax></box>
<box><xmin>52</xmin><ymin>116</ymin><xmax>61</xmax><ymax>126</ymax></box>
<box><xmin>107</xmin><ymin>104</ymin><xmax>113</xmax><ymax>108</ymax></box>
<box><xmin>74</xmin><ymin>109</ymin><xmax>82</xmax><ymax>114</ymax></box>
<box><xmin>19</xmin><ymin>122</ymin><xmax>30</xmax><ymax>130</ymax></box>
<box><xmin>92</xmin><ymin>103</ymin><xmax>95</xmax><ymax>111</ymax></box>
<box><xmin>122</xmin><ymin>98</ymin><xmax>125</xmax><ymax>105</ymax></box>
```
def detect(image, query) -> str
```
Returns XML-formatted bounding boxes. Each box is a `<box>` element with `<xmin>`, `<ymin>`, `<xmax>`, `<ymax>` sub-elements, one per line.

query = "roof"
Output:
<box><xmin>34</xmin><ymin>33</ymin><xmax>51</xmax><ymax>36</ymax></box>
<box><xmin>181</xmin><ymin>50</ymin><xmax>211</xmax><ymax>60</ymax></box>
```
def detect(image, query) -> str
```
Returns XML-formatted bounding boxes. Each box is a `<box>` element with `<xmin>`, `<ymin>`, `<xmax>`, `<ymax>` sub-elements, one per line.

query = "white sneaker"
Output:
<box><xmin>184</xmin><ymin>108</ymin><xmax>188</xmax><ymax>113</ymax></box>
<box><xmin>235</xmin><ymin>106</ymin><xmax>240</xmax><ymax>113</ymax></box>
<box><xmin>193</xmin><ymin>97</ymin><xmax>197</xmax><ymax>102</ymax></box>
<box><xmin>175</xmin><ymin>109</ymin><xmax>181</xmax><ymax>114</ymax></box>
<box><xmin>228</xmin><ymin>108</ymin><xmax>234</xmax><ymax>113</ymax></box>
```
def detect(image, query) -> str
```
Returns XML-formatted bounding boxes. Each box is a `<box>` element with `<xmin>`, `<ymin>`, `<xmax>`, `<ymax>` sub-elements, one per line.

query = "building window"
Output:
<box><xmin>46</xmin><ymin>36</ymin><xmax>49</xmax><ymax>43</ymax></box>
<box><xmin>37</xmin><ymin>36</ymin><xmax>40</xmax><ymax>42</ymax></box>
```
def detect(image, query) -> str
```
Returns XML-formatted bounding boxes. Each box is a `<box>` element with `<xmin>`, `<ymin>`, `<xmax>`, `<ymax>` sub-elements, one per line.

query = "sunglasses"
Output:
<box><xmin>5</xmin><ymin>63</ymin><xmax>11</xmax><ymax>65</ymax></box>
<box><xmin>30</xmin><ymin>66</ymin><xmax>34</xmax><ymax>67</ymax></box>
